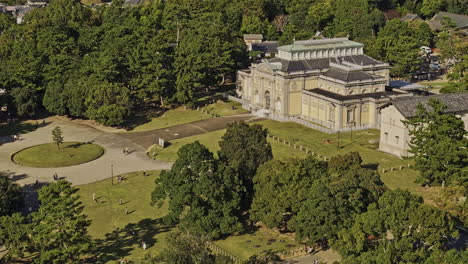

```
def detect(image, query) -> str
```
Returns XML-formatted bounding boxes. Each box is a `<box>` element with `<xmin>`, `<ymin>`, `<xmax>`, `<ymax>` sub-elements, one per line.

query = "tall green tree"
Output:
<box><xmin>52</xmin><ymin>126</ymin><xmax>64</xmax><ymax>149</ymax></box>
<box><xmin>31</xmin><ymin>181</ymin><xmax>92</xmax><ymax>264</ymax></box>
<box><xmin>0</xmin><ymin>173</ymin><xmax>23</xmax><ymax>216</ymax></box>
<box><xmin>218</xmin><ymin>121</ymin><xmax>273</xmax><ymax>209</ymax></box>
<box><xmin>368</xmin><ymin>19</ymin><xmax>422</xmax><ymax>78</ymax></box>
<box><xmin>151</xmin><ymin>141</ymin><xmax>244</xmax><ymax>238</ymax></box>
<box><xmin>289</xmin><ymin>152</ymin><xmax>386</xmax><ymax>245</ymax></box>
<box><xmin>0</xmin><ymin>213</ymin><xmax>31</xmax><ymax>261</ymax></box>
<box><xmin>403</xmin><ymin>99</ymin><xmax>468</xmax><ymax>186</ymax></box>
<box><xmin>250</xmin><ymin>156</ymin><xmax>327</xmax><ymax>230</ymax></box>
<box><xmin>333</xmin><ymin>189</ymin><xmax>459</xmax><ymax>263</ymax></box>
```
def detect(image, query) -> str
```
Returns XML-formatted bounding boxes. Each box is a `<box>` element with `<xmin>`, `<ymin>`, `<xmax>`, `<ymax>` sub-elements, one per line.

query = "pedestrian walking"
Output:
<box><xmin>125</xmin><ymin>208</ymin><xmax>128</xmax><ymax>215</ymax></box>
<box><xmin>141</xmin><ymin>240</ymin><xmax>147</xmax><ymax>250</ymax></box>
<box><xmin>125</xmin><ymin>147</ymin><xmax>129</xmax><ymax>155</ymax></box>
<box><xmin>119</xmin><ymin>198</ymin><xmax>122</xmax><ymax>205</ymax></box>
<box><xmin>13</xmin><ymin>135</ymin><xmax>17</xmax><ymax>141</ymax></box>
<box><xmin>93</xmin><ymin>193</ymin><xmax>96</xmax><ymax>202</ymax></box>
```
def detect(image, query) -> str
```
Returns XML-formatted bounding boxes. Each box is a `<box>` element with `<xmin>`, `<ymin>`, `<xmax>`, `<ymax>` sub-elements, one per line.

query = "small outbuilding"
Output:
<box><xmin>378</xmin><ymin>92</ymin><xmax>468</xmax><ymax>157</ymax></box>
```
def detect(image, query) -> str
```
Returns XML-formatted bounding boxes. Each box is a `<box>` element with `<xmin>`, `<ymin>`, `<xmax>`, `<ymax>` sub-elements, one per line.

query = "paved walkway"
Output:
<box><xmin>0</xmin><ymin>117</ymin><xmax>172</xmax><ymax>187</ymax></box>
<box><xmin>118</xmin><ymin>114</ymin><xmax>262</xmax><ymax>149</ymax></box>
<box><xmin>0</xmin><ymin>114</ymin><xmax>261</xmax><ymax>187</ymax></box>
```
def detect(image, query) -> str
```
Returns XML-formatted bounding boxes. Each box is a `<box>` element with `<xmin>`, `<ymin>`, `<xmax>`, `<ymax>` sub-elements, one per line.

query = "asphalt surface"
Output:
<box><xmin>118</xmin><ymin>114</ymin><xmax>263</xmax><ymax>149</ymax></box>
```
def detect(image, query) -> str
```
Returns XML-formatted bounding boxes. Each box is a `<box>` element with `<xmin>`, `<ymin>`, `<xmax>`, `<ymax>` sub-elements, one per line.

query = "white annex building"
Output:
<box><xmin>379</xmin><ymin>92</ymin><xmax>468</xmax><ymax>157</ymax></box>
<box><xmin>236</xmin><ymin>37</ymin><xmax>411</xmax><ymax>132</ymax></box>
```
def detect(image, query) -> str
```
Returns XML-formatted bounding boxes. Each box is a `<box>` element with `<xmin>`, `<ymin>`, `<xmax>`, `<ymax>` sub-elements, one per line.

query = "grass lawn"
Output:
<box><xmin>78</xmin><ymin>171</ymin><xmax>172</xmax><ymax>263</ymax></box>
<box><xmin>214</xmin><ymin>228</ymin><xmax>300</xmax><ymax>260</ymax></box>
<box><xmin>128</xmin><ymin>107</ymin><xmax>211</xmax><ymax>132</ymax></box>
<box><xmin>80</xmin><ymin>0</ymin><xmax>102</xmax><ymax>4</ymax></box>
<box><xmin>128</xmin><ymin>100</ymin><xmax>248</xmax><ymax>133</ymax></box>
<box><xmin>149</xmin><ymin>129</ymin><xmax>306</xmax><ymax>162</ymax></box>
<box><xmin>152</xmin><ymin>120</ymin><xmax>410</xmax><ymax>170</ymax></box>
<box><xmin>151</xmin><ymin>119</ymin><xmax>424</xmax><ymax>195</ymax></box>
<box><xmin>0</xmin><ymin>121</ymin><xmax>38</xmax><ymax>137</ymax></box>
<box><xmin>12</xmin><ymin>142</ymin><xmax>104</xmax><ymax>168</ymax></box>
<box><xmin>203</xmin><ymin>100</ymin><xmax>249</xmax><ymax>116</ymax></box>
<box><xmin>78</xmin><ymin>171</ymin><xmax>300</xmax><ymax>263</ymax></box>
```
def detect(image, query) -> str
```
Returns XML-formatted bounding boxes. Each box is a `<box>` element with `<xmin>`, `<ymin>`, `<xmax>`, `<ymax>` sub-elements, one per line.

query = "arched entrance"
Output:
<box><xmin>264</xmin><ymin>91</ymin><xmax>271</xmax><ymax>109</ymax></box>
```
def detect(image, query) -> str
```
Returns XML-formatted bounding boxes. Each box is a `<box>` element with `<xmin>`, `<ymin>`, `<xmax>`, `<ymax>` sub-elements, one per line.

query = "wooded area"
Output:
<box><xmin>0</xmin><ymin>0</ymin><xmax>466</xmax><ymax>125</ymax></box>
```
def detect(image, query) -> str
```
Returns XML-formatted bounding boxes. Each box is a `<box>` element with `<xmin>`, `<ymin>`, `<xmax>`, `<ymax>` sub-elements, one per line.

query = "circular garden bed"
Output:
<box><xmin>12</xmin><ymin>142</ymin><xmax>104</xmax><ymax>168</ymax></box>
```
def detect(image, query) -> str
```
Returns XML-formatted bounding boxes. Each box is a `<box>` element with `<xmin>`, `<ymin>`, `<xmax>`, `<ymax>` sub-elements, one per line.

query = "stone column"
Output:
<box><xmin>335</xmin><ymin>105</ymin><xmax>343</xmax><ymax>130</ymax></box>
<box><xmin>356</xmin><ymin>103</ymin><xmax>362</xmax><ymax>126</ymax></box>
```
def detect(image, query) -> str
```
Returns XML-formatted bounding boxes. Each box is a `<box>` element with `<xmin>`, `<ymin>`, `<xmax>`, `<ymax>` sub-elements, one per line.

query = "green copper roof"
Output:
<box><xmin>278</xmin><ymin>38</ymin><xmax>364</xmax><ymax>52</ymax></box>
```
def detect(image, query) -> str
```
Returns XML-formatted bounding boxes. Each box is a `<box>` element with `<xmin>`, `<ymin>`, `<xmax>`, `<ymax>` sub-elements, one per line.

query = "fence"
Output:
<box><xmin>267</xmin><ymin>132</ymin><xmax>414</xmax><ymax>174</ymax></box>
<box><xmin>206</xmin><ymin>241</ymin><xmax>243</xmax><ymax>264</ymax></box>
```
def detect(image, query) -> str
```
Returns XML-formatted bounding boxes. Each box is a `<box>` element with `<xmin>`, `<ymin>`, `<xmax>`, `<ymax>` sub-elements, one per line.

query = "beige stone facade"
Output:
<box><xmin>236</xmin><ymin>37</ymin><xmax>410</xmax><ymax>132</ymax></box>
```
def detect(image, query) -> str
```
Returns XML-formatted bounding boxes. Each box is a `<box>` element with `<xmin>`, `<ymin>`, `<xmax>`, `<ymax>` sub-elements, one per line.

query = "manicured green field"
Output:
<box><xmin>214</xmin><ymin>229</ymin><xmax>300</xmax><ymax>260</ymax></box>
<box><xmin>12</xmin><ymin>142</ymin><xmax>104</xmax><ymax>168</ymax></box>
<box><xmin>149</xmin><ymin>129</ymin><xmax>306</xmax><ymax>162</ymax></box>
<box><xmin>129</xmin><ymin>101</ymin><xmax>248</xmax><ymax>133</ymax></box>
<box><xmin>129</xmin><ymin>107</ymin><xmax>211</xmax><ymax>132</ymax></box>
<box><xmin>203</xmin><ymin>100</ymin><xmax>249</xmax><ymax>116</ymax></box>
<box><xmin>78</xmin><ymin>171</ymin><xmax>299</xmax><ymax>263</ymax></box>
<box><xmin>151</xmin><ymin>119</ymin><xmax>422</xmax><ymax>194</ymax></box>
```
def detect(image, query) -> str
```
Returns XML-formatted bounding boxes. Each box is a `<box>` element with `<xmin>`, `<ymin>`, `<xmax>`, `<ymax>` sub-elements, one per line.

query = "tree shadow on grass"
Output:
<box><xmin>0</xmin><ymin>121</ymin><xmax>50</xmax><ymax>137</ymax></box>
<box><xmin>362</xmin><ymin>163</ymin><xmax>380</xmax><ymax>170</ymax></box>
<box><xmin>88</xmin><ymin>218</ymin><xmax>172</xmax><ymax>263</ymax></box>
<box><xmin>67</xmin><ymin>142</ymin><xmax>87</xmax><ymax>148</ymax></box>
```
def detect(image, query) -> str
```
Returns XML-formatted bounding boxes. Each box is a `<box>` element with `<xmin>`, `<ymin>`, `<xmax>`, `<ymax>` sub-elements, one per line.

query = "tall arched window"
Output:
<box><xmin>264</xmin><ymin>91</ymin><xmax>271</xmax><ymax>109</ymax></box>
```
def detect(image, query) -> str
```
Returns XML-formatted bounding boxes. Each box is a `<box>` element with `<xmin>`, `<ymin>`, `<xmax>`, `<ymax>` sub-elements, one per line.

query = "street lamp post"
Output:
<box><xmin>337</xmin><ymin>130</ymin><xmax>340</xmax><ymax>149</ymax></box>
<box><xmin>111</xmin><ymin>164</ymin><xmax>114</xmax><ymax>185</ymax></box>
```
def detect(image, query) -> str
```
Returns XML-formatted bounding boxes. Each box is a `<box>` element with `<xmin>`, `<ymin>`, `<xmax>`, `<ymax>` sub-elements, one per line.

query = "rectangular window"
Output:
<box><xmin>329</xmin><ymin>107</ymin><xmax>335</xmax><ymax>122</ymax></box>
<box><xmin>395</xmin><ymin>136</ymin><xmax>399</xmax><ymax>144</ymax></box>
<box><xmin>384</xmin><ymin>132</ymin><xmax>388</xmax><ymax>141</ymax></box>
<box><xmin>347</xmin><ymin>109</ymin><xmax>354</xmax><ymax>123</ymax></box>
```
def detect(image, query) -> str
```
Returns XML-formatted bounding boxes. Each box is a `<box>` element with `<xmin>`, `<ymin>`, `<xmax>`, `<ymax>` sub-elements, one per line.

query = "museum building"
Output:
<box><xmin>236</xmin><ymin>37</ymin><xmax>411</xmax><ymax>132</ymax></box>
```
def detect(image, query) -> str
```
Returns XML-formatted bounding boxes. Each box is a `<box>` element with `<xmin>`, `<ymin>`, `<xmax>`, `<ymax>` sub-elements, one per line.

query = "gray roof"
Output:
<box><xmin>307</xmin><ymin>88</ymin><xmax>403</xmax><ymax>101</ymax></box>
<box><xmin>429</xmin><ymin>12</ymin><xmax>468</xmax><ymax>31</ymax></box>
<box><xmin>321</xmin><ymin>68</ymin><xmax>384</xmax><ymax>82</ymax></box>
<box><xmin>267</xmin><ymin>55</ymin><xmax>384</xmax><ymax>72</ymax></box>
<box><xmin>278</xmin><ymin>38</ymin><xmax>364</xmax><ymax>52</ymax></box>
<box><xmin>244</xmin><ymin>34</ymin><xmax>263</xmax><ymax>41</ymax></box>
<box><xmin>391</xmin><ymin>92</ymin><xmax>468</xmax><ymax>118</ymax></box>
<box><xmin>401</xmin><ymin>14</ymin><xmax>420</xmax><ymax>22</ymax></box>
<box><xmin>124</xmin><ymin>0</ymin><xmax>145</xmax><ymax>5</ymax></box>
<box><xmin>251</xmin><ymin>41</ymin><xmax>278</xmax><ymax>53</ymax></box>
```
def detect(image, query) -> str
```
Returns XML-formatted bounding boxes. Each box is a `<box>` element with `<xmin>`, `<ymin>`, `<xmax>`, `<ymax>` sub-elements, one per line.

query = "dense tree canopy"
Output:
<box><xmin>0</xmin><ymin>173</ymin><xmax>23</xmax><ymax>216</ymax></box>
<box><xmin>333</xmin><ymin>189</ymin><xmax>460</xmax><ymax>263</ymax></box>
<box><xmin>152</xmin><ymin>231</ymin><xmax>233</xmax><ymax>264</ymax></box>
<box><xmin>151</xmin><ymin>141</ymin><xmax>244</xmax><ymax>238</ymax></box>
<box><xmin>251</xmin><ymin>152</ymin><xmax>387</xmax><ymax>246</ymax></box>
<box><xmin>31</xmin><ymin>180</ymin><xmax>92</xmax><ymax>263</ymax></box>
<box><xmin>0</xmin><ymin>0</ymin><xmax>465</xmax><ymax>123</ymax></box>
<box><xmin>250</xmin><ymin>157</ymin><xmax>327</xmax><ymax>230</ymax></box>
<box><xmin>289</xmin><ymin>152</ymin><xmax>386</xmax><ymax>244</ymax></box>
<box><xmin>0</xmin><ymin>180</ymin><xmax>91</xmax><ymax>263</ymax></box>
<box><xmin>218</xmin><ymin>121</ymin><xmax>273</xmax><ymax>209</ymax></box>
